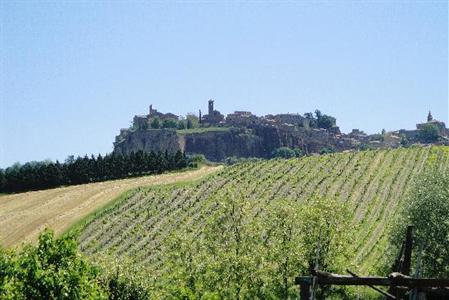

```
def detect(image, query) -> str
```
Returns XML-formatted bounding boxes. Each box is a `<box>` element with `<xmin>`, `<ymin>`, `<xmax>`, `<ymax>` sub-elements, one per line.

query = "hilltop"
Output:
<box><xmin>113</xmin><ymin>101</ymin><xmax>449</xmax><ymax>161</ymax></box>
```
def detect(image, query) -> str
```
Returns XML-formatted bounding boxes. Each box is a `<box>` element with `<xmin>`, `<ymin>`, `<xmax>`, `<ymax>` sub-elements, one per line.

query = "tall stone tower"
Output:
<box><xmin>427</xmin><ymin>111</ymin><xmax>433</xmax><ymax>122</ymax></box>
<box><xmin>208</xmin><ymin>99</ymin><xmax>214</xmax><ymax>115</ymax></box>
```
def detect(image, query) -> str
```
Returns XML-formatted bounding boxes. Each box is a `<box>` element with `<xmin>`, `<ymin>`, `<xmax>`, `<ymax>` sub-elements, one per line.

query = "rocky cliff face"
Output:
<box><xmin>114</xmin><ymin>129</ymin><xmax>180</xmax><ymax>156</ymax></box>
<box><xmin>113</xmin><ymin>122</ymin><xmax>449</xmax><ymax>161</ymax></box>
<box><xmin>183</xmin><ymin>129</ymin><xmax>264</xmax><ymax>161</ymax></box>
<box><xmin>115</xmin><ymin>105</ymin><xmax>449</xmax><ymax>161</ymax></box>
<box><xmin>113</xmin><ymin>126</ymin><xmax>358</xmax><ymax>161</ymax></box>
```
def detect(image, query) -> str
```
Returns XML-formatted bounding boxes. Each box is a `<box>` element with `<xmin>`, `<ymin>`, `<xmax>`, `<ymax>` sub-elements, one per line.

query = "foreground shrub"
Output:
<box><xmin>157</xmin><ymin>193</ymin><xmax>353</xmax><ymax>299</ymax></box>
<box><xmin>387</xmin><ymin>153</ymin><xmax>449</xmax><ymax>278</ymax></box>
<box><xmin>0</xmin><ymin>230</ymin><xmax>106</xmax><ymax>299</ymax></box>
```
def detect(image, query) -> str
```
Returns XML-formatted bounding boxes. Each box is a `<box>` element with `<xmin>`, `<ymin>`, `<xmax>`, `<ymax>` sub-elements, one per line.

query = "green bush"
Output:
<box><xmin>162</xmin><ymin>119</ymin><xmax>178</xmax><ymax>129</ymax></box>
<box><xmin>177</xmin><ymin>120</ymin><xmax>186</xmax><ymax>130</ymax></box>
<box><xmin>102</xmin><ymin>265</ymin><xmax>150</xmax><ymax>300</ymax></box>
<box><xmin>272</xmin><ymin>147</ymin><xmax>303</xmax><ymax>159</ymax></box>
<box><xmin>319</xmin><ymin>147</ymin><xmax>335</xmax><ymax>155</ymax></box>
<box><xmin>186</xmin><ymin>114</ymin><xmax>199</xmax><ymax>129</ymax></box>
<box><xmin>150</xmin><ymin>117</ymin><xmax>160</xmax><ymax>129</ymax></box>
<box><xmin>418</xmin><ymin>123</ymin><xmax>440</xmax><ymax>143</ymax></box>
<box><xmin>388</xmin><ymin>159</ymin><xmax>449</xmax><ymax>278</ymax></box>
<box><xmin>224</xmin><ymin>156</ymin><xmax>262</xmax><ymax>165</ymax></box>
<box><xmin>0</xmin><ymin>230</ymin><xmax>106</xmax><ymax>300</ymax></box>
<box><xmin>315</xmin><ymin>110</ymin><xmax>336</xmax><ymax>129</ymax></box>
<box><xmin>157</xmin><ymin>194</ymin><xmax>353</xmax><ymax>298</ymax></box>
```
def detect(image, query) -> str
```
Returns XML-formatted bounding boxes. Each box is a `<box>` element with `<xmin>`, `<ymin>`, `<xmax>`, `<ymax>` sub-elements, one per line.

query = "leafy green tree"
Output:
<box><xmin>0</xmin><ymin>169</ymin><xmax>5</xmax><ymax>192</ymax></box>
<box><xmin>400</xmin><ymin>135</ymin><xmax>409</xmax><ymax>147</ymax></box>
<box><xmin>0</xmin><ymin>230</ymin><xmax>106</xmax><ymax>299</ymax></box>
<box><xmin>263</xmin><ymin>199</ymin><xmax>305</xmax><ymax>299</ymax></box>
<box><xmin>159</xmin><ymin>189</ymin><xmax>264</xmax><ymax>298</ymax></box>
<box><xmin>187</xmin><ymin>154</ymin><xmax>205</xmax><ymax>168</ymax></box>
<box><xmin>272</xmin><ymin>147</ymin><xmax>296</xmax><ymax>159</ymax></box>
<box><xmin>103</xmin><ymin>264</ymin><xmax>150</xmax><ymax>300</ymax></box>
<box><xmin>201</xmin><ymin>191</ymin><xmax>263</xmax><ymax>298</ymax></box>
<box><xmin>174</xmin><ymin>150</ymin><xmax>187</xmax><ymax>168</ymax></box>
<box><xmin>177</xmin><ymin>120</ymin><xmax>186</xmax><ymax>130</ymax></box>
<box><xmin>158</xmin><ymin>192</ymin><xmax>353</xmax><ymax>299</ymax></box>
<box><xmin>162</xmin><ymin>119</ymin><xmax>178</xmax><ymax>129</ymax></box>
<box><xmin>1</xmin><ymin>150</ymin><xmax>189</xmax><ymax>193</ymax></box>
<box><xmin>186</xmin><ymin>114</ymin><xmax>199</xmax><ymax>129</ymax></box>
<box><xmin>299</xmin><ymin>196</ymin><xmax>353</xmax><ymax>299</ymax></box>
<box><xmin>159</xmin><ymin>228</ymin><xmax>206</xmax><ymax>299</ymax></box>
<box><xmin>301</xmin><ymin>196</ymin><xmax>352</xmax><ymax>272</ymax></box>
<box><xmin>293</xmin><ymin>147</ymin><xmax>303</xmax><ymax>157</ymax></box>
<box><xmin>320</xmin><ymin>147</ymin><xmax>335</xmax><ymax>155</ymax></box>
<box><xmin>418</xmin><ymin>123</ymin><xmax>440</xmax><ymax>143</ymax></box>
<box><xmin>391</xmin><ymin>162</ymin><xmax>449</xmax><ymax>278</ymax></box>
<box><xmin>150</xmin><ymin>117</ymin><xmax>160</xmax><ymax>129</ymax></box>
<box><xmin>315</xmin><ymin>110</ymin><xmax>336</xmax><ymax>129</ymax></box>
<box><xmin>141</xmin><ymin>122</ymin><xmax>149</xmax><ymax>130</ymax></box>
<box><xmin>304</xmin><ymin>112</ymin><xmax>317</xmax><ymax>128</ymax></box>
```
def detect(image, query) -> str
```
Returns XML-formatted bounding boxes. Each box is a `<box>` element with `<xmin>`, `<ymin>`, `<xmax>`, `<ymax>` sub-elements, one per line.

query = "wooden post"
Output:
<box><xmin>299</xmin><ymin>282</ymin><xmax>311</xmax><ymax>300</ymax></box>
<box><xmin>403</xmin><ymin>226</ymin><xmax>414</xmax><ymax>276</ymax></box>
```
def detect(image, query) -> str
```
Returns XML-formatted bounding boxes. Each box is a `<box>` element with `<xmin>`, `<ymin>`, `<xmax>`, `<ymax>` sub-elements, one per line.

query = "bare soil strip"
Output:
<box><xmin>0</xmin><ymin>166</ymin><xmax>221</xmax><ymax>248</ymax></box>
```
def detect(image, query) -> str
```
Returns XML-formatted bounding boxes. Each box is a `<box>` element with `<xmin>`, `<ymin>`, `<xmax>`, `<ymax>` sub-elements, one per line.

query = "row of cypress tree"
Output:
<box><xmin>0</xmin><ymin>150</ymin><xmax>188</xmax><ymax>193</ymax></box>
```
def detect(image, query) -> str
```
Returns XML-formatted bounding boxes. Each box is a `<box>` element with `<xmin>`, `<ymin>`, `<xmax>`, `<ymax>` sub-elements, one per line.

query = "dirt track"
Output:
<box><xmin>0</xmin><ymin>166</ymin><xmax>220</xmax><ymax>248</ymax></box>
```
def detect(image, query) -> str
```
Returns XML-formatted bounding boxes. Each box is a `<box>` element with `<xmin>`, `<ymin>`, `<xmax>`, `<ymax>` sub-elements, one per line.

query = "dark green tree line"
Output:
<box><xmin>0</xmin><ymin>150</ymin><xmax>188</xmax><ymax>193</ymax></box>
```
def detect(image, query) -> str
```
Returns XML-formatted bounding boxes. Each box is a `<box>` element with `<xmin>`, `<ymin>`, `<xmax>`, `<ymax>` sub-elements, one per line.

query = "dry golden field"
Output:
<box><xmin>0</xmin><ymin>166</ymin><xmax>221</xmax><ymax>248</ymax></box>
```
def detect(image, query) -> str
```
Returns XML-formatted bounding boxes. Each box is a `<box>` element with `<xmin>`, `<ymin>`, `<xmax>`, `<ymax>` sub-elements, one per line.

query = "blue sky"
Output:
<box><xmin>1</xmin><ymin>1</ymin><xmax>447</xmax><ymax>167</ymax></box>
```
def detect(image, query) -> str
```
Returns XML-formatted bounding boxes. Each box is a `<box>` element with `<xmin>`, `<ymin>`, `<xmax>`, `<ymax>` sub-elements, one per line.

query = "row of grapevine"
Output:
<box><xmin>75</xmin><ymin>146</ymin><xmax>449</xmax><ymax>297</ymax></box>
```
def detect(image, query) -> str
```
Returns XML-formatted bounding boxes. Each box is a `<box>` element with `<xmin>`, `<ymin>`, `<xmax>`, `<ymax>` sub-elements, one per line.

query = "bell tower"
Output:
<box><xmin>208</xmin><ymin>99</ymin><xmax>214</xmax><ymax>115</ymax></box>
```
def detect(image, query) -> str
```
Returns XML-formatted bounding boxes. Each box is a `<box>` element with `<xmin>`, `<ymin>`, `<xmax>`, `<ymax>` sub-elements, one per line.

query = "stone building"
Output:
<box><xmin>133</xmin><ymin>115</ymin><xmax>149</xmax><ymax>130</ymax></box>
<box><xmin>131</xmin><ymin>105</ymin><xmax>179</xmax><ymax>130</ymax></box>
<box><xmin>148</xmin><ymin>105</ymin><xmax>179</xmax><ymax>121</ymax></box>
<box><xmin>416</xmin><ymin>111</ymin><xmax>448</xmax><ymax>136</ymax></box>
<box><xmin>268</xmin><ymin>114</ymin><xmax>306</xmax><ymax>127</ymax></box>
<box><xmin>226</xmin><ymin>111</ymin><xmax>259</xmax><ymax>127</ymax></box>
<box><xmin>201</xmin><ymin>99</ymin><xmax>224</xmax><ymax>125</ymax></box>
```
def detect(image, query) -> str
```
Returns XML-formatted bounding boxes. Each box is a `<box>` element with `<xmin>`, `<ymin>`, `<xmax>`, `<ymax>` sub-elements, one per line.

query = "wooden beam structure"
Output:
<box><xmin>295</xmin><ymin>225</ymin><xmax>449</xmax><ymax>299</ymax></box>
<box><xmin>295</xmin><ymin>271</ymin><xmax>449</xmax><ymax>288</ymax></box>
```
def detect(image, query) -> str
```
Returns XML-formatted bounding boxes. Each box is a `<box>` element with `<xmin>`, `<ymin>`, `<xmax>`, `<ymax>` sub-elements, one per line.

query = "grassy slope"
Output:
<box><xmin>77</xmin><ymin>146</ymin><xmax>449</xmax><ymax>274</ymax></box>
<box><xmin>0</xmin><ymin>166</ymin><xmax>221</xmax><ymax>248</ymax></box>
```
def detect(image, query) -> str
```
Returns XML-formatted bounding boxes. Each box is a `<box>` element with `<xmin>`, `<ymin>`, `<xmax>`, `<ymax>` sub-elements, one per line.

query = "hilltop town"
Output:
<box><xmin>113</xmin><ymin>100</ymin><xmax>449</xmax><ymax>161</ymax></box>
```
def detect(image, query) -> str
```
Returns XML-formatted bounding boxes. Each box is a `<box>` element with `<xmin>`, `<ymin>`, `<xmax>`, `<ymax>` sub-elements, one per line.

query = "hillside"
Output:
<box><xmin>0</xmin><ymin>166</ymin><xmax>220</xmax><ymax>248</ymax></box>
<box><xmin>77</xmin><ymin>146</ymin><xmax>449</xmax><ymax>280</ymax></box>
<box><xmin>114</xmin><ymin>103</ymin><xmax>449</xmax><ymax>161</ymax></box>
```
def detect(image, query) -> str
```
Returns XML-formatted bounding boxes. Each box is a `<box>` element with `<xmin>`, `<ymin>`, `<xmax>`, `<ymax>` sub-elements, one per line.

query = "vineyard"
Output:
<box><xmin>0</xmin><ymin>166</ymin><xmax>220</xmax><ymax>248</ymax></box>
<box><xmin>75</xmin><ymin>146</ymin><xmax>449</xmax><ymax>297</ymax></box>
